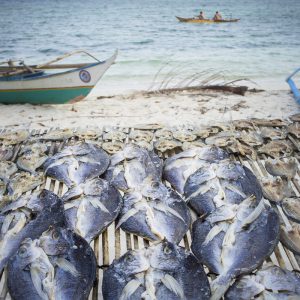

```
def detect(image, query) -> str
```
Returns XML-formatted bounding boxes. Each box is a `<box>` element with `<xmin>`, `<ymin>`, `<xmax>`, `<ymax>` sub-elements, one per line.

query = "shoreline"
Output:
<box><xmin>0</xmin><ymin>87</ymin><xmax>298</xmax><ymax>130</ymax></box>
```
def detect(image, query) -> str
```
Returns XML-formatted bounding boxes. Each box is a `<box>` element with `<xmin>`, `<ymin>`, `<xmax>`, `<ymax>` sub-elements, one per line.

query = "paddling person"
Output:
<box><xmin>197</xmin><ymin>11</ymin><xmax>205</xmax><ymax>20</ymax></box>
<box><xmin>213</xmin><ymin>11</ymin><xmax>222</xmax><ymax>20</ymax></box>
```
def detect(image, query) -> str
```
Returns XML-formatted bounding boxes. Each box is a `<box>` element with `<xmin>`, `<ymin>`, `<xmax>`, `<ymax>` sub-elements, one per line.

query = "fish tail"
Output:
<box><xmin>210</xmin><ymin>273</ymin><xmax>234</xmax><ymax>300</ymax></box>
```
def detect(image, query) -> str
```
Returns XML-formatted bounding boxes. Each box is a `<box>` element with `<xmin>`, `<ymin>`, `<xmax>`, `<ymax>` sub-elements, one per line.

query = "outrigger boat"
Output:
<box><xmin>176</xmin><ymin>16</ymin><xmax>240</xmax><ymax>23</ymax></box>
<box><xmin>0</xmin><ymin>50</ymin><xmax>117</xmax><ymax>104</ymax></box>
<box><xmin>286</xmin><ymin>67</ymin><xmax>300</xmax><ymax>104</ymax></box>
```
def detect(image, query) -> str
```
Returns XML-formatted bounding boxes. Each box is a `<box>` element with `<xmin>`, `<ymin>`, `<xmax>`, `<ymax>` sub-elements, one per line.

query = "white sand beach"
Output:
<box><xmin>0</xmin><ymin>88</ymin><xmax>298</xmax><ymax>130</ymax></box>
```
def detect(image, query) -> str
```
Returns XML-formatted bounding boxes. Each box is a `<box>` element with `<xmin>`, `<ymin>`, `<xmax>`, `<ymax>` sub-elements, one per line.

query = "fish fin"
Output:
<box><xmin>64</xmin><ymin>202</ymin><xmax>79</xmax><ymax>210</ymax></box>
<box><xmin>154</xmin><ymin>202</ymin><xmax>185</xmax><ymax>222</ymax></box>
<box><xmin>120</xmin><ymin>279</ymin><xmax>141</xmax><ymax>300</ymax></box>
<box><xmin>161</xmin><ymin>274</ymin><xmax>185</xmax><ymax>300</ymax></box>
<box><xmin>30</xmin><ymin>267</ymin><xmax>48</xmax><ymax>300</ymax></box>
<box><xmin>203</xmin><ymin>225</ymin><xmax>223</xmax><ymax>246</ymax></box>
<box><xmin>55</xmin><ymin>257</ymin><xmax>80</xmax><ymax>277</ymax></box>
<box><xmin>185</xmin><ymin>181</ymin><xmax>212</xmax><ymax>203</ymax></box>
<box><xmin>116</xmin><ymin>208</ymin><xmax>139</xmax><ymax>229</ymax></box>
<box><xmin>88</xmin><ymin>198</ymin><xmax>110</xmax><ymax>214</ymax></box>
<box><xmin>225</xmin><ymin>184</ymin><xmax>246</xmax><ymax>198</ymax></box>
<box><xmin>210</xmin><ymin>273</ymin><xmax>234</xmax><ymax>300</ymax></box>
<box><xmin>240</xmin><ymin>199</ymin><xmax>265</xmax><ymax>229</ymax></box>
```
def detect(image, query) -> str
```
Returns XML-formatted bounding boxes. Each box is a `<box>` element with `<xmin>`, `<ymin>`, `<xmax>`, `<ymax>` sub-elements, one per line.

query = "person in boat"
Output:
<box><xmin>213</xmin><ymin>11</ymin><xmax>222</xmax><ymax>20</ymax></box>
<box><xmin>197</xmin><ymin>11</ymin><xmax>205</xmax><ymax>20</ymax></box>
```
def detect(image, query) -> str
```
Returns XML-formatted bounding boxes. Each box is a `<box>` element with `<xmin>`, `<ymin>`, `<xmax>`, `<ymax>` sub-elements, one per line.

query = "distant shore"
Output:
<box><xmin>0</xmin><ymin>87</ymin><xmax>298</xmax><ymax>130</ymax></box>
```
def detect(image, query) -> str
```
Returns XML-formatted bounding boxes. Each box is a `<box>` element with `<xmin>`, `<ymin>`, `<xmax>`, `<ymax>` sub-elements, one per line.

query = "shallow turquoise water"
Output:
<box><xmin>1</xmin><ymin>0</ymin><xmax>300</xmax><ymax>93</ymax></box>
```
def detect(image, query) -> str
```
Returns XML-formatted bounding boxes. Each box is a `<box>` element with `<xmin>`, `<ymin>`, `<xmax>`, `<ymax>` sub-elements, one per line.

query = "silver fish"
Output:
<box><xmin>62</xmin><ymin>178</ymin><xmax>122</xmax><ymax>242</ymax></box>
<box><xmin>191</xmin><ymin>197</ymin><xmax>279</xmax><ymax>300</ymax></box>
<box><xmin>265</xmin><ymin>157</ymin><xmax>297</xmax><ymax>179</ymax></box>
<box><xmin>225</xmin><ymin>264</ymin><xmax>300</xmax><ymax>299</ymax></box>
<box><xmin>163</xmin><ymin>146</ymin><xmax>229</xmax><ymax>194</ymax></box>
<box><xmin>102</xmin><ymin>241</ymin><xmax>210</xmax><ymax>300</ymax></box>
<box><xmin>184</xmin><ymin>161</ymin><xmax>262</xmax><ymax>216</ymax></box>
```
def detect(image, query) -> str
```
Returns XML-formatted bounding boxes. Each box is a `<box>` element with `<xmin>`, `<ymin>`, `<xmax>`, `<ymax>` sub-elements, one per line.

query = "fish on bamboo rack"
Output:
<box><xmin>0</xmin><ymin>130</ymin><xmax>30</xmax><ymax>145</ymax></box>
<box><xmin>129</xmin><ymin>130</ymin><xmax>154</xmax><ymax>143</ymax></box>
<box><xmin>154</xmin><ymin>138</ymin><xmax>182</xmax><ymax>153</ymax></box>
<box><xmin>281</xmin><ymin>197</ymin><xmax>300</xmax><ymax>223</ymax></box>
<box><xmin>74</xmin><ymin>127</ymin><xmax>102</xmax><ymax>141</ymax></box>
<box><xmin>0</xmin><ymin>147</ymin><xmax>13</xmax><ymax>161</ymax></box>
<box><xmin>172</xmin><ymin>129</ymin><xmax>197</xmax><ymax>142</ymax></box>
<box><xmin>103</xmin><ymin>130</ymin><xmax>127</xmax><ymax>142</ymax></box>
<box><xmin>191</xmin><ymin>197</ymin><xmax>279</xmax><ymax>300</ymax></box>
<box><xmin>0</xmin><ymin>161</ymin><xmax>18</xmax><ymax>182</ymax></box>
<box><xmin>116</xmin><ymin>188</ymin><xmax>191</xmax><ymax>243</ymax></box>
<box><xmin>225</xmin><ymin>264</ymin><xmax>300</xmax><ymax>299</ymax></box>
<box><xmin>0</xmin><ymin>190</ymin><xmax>65</xmax><ymax>272</ymax></box>
<box><xmin>102</xmin><ymin>241</ymin><xmax>211</xmax><ymax>300</ymax></box>
<box><xmin>287</xmin><ymin>122</ymin><xmax>300</xmax><ymax>138</ymax></box>
<box><xmin>251</xmin><ymin>118</ymin><xmax>287</xmax><ymax>127</ymax></box>
<box><xmin>44</xmin><ymin>142</ymin><xmax>109</xmax><ymax>187</ymax></box>
<box><xmin>280</xmin><ymin>222</ymin><xmax>300</xmax><ymax>255</ymax></box>
<box><xmin>264</xmin><ymin>157</ymin><xmax>297</xmax><ymax>179</ymax></box>
<box><xmin>154</xmin><ymin>128</ymin><xmax>173</xmax><ymax>140</ymax></box>
<box><xmin>38</xmin><ymin>128</ymin><xmax>74</xmax><ymax>141</ymax></box>
<box><xmin>258</xmin><ymin>140</ymin><xmax>294</xmax><ymax>158</ymax></box>
<box><xmin>163</xmin><ymin>146</ymin><xmax>229</xmax><ymax>194</ymax></box>
<box><xmin>7</xmin><ymin>226</ymin><xmax>96</xmax><ymax>300</ymax></box>
<box><xmin>184</xmin><ymin>161</ymin><xmax>262</xmax><ymax>216</ymax></box>
<box><xmin>62</xmin><ymin>178</ymin><xmax>122</xmax><ymax>243</ymax></box>
<box><xmin>258</xmin><ymin>126</ymin><xmax>287</xmax><ymax>140</ymax></box>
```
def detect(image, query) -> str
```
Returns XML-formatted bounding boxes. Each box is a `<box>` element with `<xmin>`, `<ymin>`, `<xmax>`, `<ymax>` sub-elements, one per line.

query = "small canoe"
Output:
<box><xmin>0</xmin><ymin>50</ymin><xmax>117</xmax><ymax>104</ymax></box>
<box><xmin>176</xmin><ymin>16</ymin><xmax>240</xmax><ymax>23</ymax></box>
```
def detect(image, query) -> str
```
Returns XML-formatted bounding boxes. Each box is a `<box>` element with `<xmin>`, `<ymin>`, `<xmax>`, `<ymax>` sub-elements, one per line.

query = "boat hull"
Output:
<box><xmin>176</xmin><ymin>16</ymin><xmax>240</xmax><ymax>23</ymax></box>
<box><xmin>0</xmin><ymin>51</ymin><xmax>117</xmax><ymax>104</ymax></box>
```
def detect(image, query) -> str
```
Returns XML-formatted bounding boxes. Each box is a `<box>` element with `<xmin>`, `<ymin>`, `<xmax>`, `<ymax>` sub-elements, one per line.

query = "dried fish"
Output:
<box><xmin>265</xmin><ymin>157</ymin><xmax>297</xmax><ymax>179</ymax></box>
<box><xmin>184</xmin><ymin>161</ymin><xmax>262</xmax><ymax>216</ymax></box>
<box><xmin>227</xmin><ymin>140</ymin><xmax>257</xmax><ymax>160</ymax></box>
<box><xmin>259</xmin><ymin>126</ymin><xmax>287</xmax><ymax>140</ymax></box>
<box><xmin>280</xmin><ymin>223</ymin><xmax>300</xmax><ymax>255</ymax></box>
<box><xmin>290</xmin><ymin>114</ymin><xmax>300</xmax><ymax>122</ymax></box>
<box><xmin>232</xmin><ymin>120</ymin><xmax>254</xmax><ymax>130</ymax></box>
<box><xmin>154</xmin><ymin>129</ymin><xmax>173</xmax><ymax>140</ymax></box>
<box><xmin>102</xmin><ymin>141</ymin><xmax>124</xmax><ymax>154</ymax></box>
<box><xmin>0</xmin><ymin>161</ymin><xmax>18</xmax><ymax>182</ymax></box>
<box><xmin>129</xmin><ymin>130</ymin><xmax>153</xmax><ymax>142</ymax></box>
<box><xmin>39</xmin><ymin>128</ymin><xmax>74</xmax><ymax>141</ymax></box>
<box><xmin>173</xmin><ymin>130</ymin><xmax>197</xmax><ymax>142</ymax></box>
<box><xmin>103</xmin><ymin>130</ymin><xmax>127</xmax><ymax>141</ymax></box>
<box><xmin>75</xmin><ymin>127</ymin><xmax>102</xmax><ymax>140</ymax></box>
<box><xmin>287</xmin><ymin>122</ymin><xmax>300</xmax><ymax>138</ymax></box>
<box><xmin>102</xmin><ymin>241</ymin><xmax>210</xmax><ymax>300</ymax></box>
<box><xmin>258</xmin><ymin>140</ymin><xmax>293</xmax><ymax>157</ymax></box>
<box><xmin>191</xmin><ymin>198</ymin><xmax>279</xmax><ymax>300</ymax></box>
<box><xmin>282</xmin><ymin>197</ymin><xmax>300</xmax><ymax>223</ymax></box>
<box><xmin>182</xmin><ymin>140</ymin><xmax>206</xmax><ymax>151</ymax></box>
<box><xmin>154</xmin><ymin>138</ymin><xmax>182</xmax><ymax>152</ymax></box>
<box><xmin>205</xmin><ymin>131</ymin><xmax>240</xmax><ymax>147</ymax></box>
<box><xmin>260</xmin><ymin>176</ymin><xmax>290</xmax><ymax>203</ymax></box>
<box><xmin>237</xmin><ymin>131</ymin><xmax>263</xmax><ymax>146</ymax></box>
<box><xmin>251</xmin><ymin>118</ymin><xmax>287</xmax><ymax>127</ymax></box>
<box><xmin>0</xmin><ymin>147</ymin><xmax>13</xmax><ymax>161</ymax></box>
<box><xmin>0</xmin><ymin>130</ymin><xmax>30</xmax><ymax>145</ymax></box>
<box><xmin>164</xmin><ymin>146</ymin><xmax>229</xmax><ymax>194</ymax></box>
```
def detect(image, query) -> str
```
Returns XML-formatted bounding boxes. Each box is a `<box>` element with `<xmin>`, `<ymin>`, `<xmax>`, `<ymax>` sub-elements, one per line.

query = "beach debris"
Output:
<box><xmin>129</xmin><ymin>130</ymin><xmax>153</xmax><ymax>142</ymax></box>
<box><xmin>7</xmin><ymin>172</ymin><xmax>44</xmax><ymax>197</ymax></box>
<box><xmin>280</xmin><ymin>223</ymin><xmax>300</xmax><ymax>255</ymax></box>
<box><xmin>0</xmin><ymin>190</ymin><xmax>65</xmax><ymax>272</ymax></box>
<box><xmin>290</xmin><ymin>114</ymin><xmax>300</xmax><ymax>122</ymax></box>
<box><xmin>225</xmin><ymin>264</ymin><xmax>300</xmax><ymax>299</ymax></box>
<box><xmin>287</xmin><ymin>122</ymin><xmax>300</xmax><ymax>138</ymax></box>
<box><xmin>0</xmin><ymin>161</ymin><xmax>18</xmax><ymax>182</ymax></box>
<box><xmin>102</xmin><ymin>141</ymin><xmax>124</xmax><ymax>154</ymax></box>
<box><xmin>62</xmin><ymin>178</ymin><xmax>122</xmax><ymax>242</ymax></box>
<box><xmin>0</xmin><ymin>130</ymin><xmax>30</xmax><ymax>145</ymax></box>
<box><xmin>117</xmin><ymin>189</ymin><xmax>191</xmax><ymax>243</ymax></box>
<box><xmin>251</xmin><ymin>118</ymin><xmax>287</xmax><ymax>127</ymax></box>
<box><xmin>103</xmin><ymin>130</ymin><xmax>126</xmax><ymax>141</ymax></box>
<box><xmin>44</xmin><ymin>142</ymin><xmax>109</xmax><ymax>187</ymax></box>
<box><xmin>102</xmin><ymin>241</ymin><xmax>210</xmax><ymax>300</ymax></box>
<box><xmin>8</xmin><ymin>226</ymin><xmax>96</xmax><ymax>300</ymax></box>
<box><xmin>173</xmin><ymin>130</ymin><xmax>197</xmax><ymax>142</ymax></box>
<box><xmin>264</xmin><ymin>157</ymin><xmax>297</xmax><ymax>179</ymax></box>
<box><xmin>191</xmin><ymin>197</ymin><xmax>279</xmax><ymax>300</ymax></box>
<box><xmin>163</xmin><ymin>146</ymin><xmax>229</xmax><ymax>194</ymax></box>
<box><xmin>154</xmin><ymin>138</ymin><xmax>182</xmax><ymax>152</ymax></box>
<box><xmin>184</xmin><ymin>161</ymin><xmax>262</xmax><ymax>216</ymax></box>
<box><xmin>259</xmin><ymin>126</ymin><xmax>287</xmax><ymax>140</ymax></box>
<box><xmin>154</xmin><ymin>128</ymin><xmax>173</xmax><ymax>139</ymax></box>
<box><xmin>74</xmin><ymin>127</ymin><xmax>102</xmax><ymax>140</ymax></box>
<box><xmin>39</xmin><ymin>128</ymin><xmax>74</xmax><ymax>141</ymax></box>
<box><xmin>258</xmin><ymin>140</ymin><xmax>293</xmax><ymax>157</ymax></box>
<box><xmin>16</xmin><ymin>143</ymin><xmax>48</xmax><ymax>174</ymax></box>
<box><xmin>281</xmin><ymin>197</ymin><xmax>300</xmax><ymax>223</ymax></box>
<box><xmin>0</xmin><ymin>147</ymin><xmax>13</xmax><ymax>161</ymax></box>
<box><xmin>259</xmin><ymin>176</ymin><xmax>290</xmax><ymax>203</ymax></box>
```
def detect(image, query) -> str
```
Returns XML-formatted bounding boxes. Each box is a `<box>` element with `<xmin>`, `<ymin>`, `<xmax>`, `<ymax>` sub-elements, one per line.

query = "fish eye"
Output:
<box><xmin>52</xmin><ymin>231</ymin><xmax>60</xmax><ymax>240</ymax></box>
<box><xmin>125</xmin><ymin>254</ymin><xmax>134</xmax><ymax>263</ymax></box>
<box><xmin>228</xmin><ymin>163</ymin><xmax>235</xmax><ymax>169</ymax></box>
<box><xmin>163</xmin><ymin>246</ymin><xmax>172</xmax><ymax>255</ymax></box>
<box><xmin>18</xmin><ymin>246</ymin><xmax>27</xmax><ymax>257</ymax></box>
<box><xmin>151</xmin><ymin>182</ymin><xmax>159</xmax><ymax>188</ymax></box>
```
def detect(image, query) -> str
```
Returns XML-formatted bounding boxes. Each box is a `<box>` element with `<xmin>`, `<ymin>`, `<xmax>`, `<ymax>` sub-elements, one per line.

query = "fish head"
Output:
<box><xmin>39</xmin><ymin>226</ymin><xmax>70</xmax><ymax>256</ymax></box>
<box><xmin>141</xmin><ymin>178</ymin><xmax>168</xmax><ymax>199</ymax></box>
<box><xmin>114</xmin><ymin>249</ymin><xmax>150</xmax><ymax>276</ymax></box>
<box><xmin>217</xmin><ymin>161</ymin><xmax>244</xmax><ymax>180</ymax></box>
<box><xmin>149</xmin><ymin>241</ymin><xmax>183</xmax><ymax>272</ymax></box>
<box><xmin>200</xmin><ymin>146</ymin><xmax>229</xmax><ymax>162</ymax></box>
<box><xmin>15</xmin><ymin>238</ymin><xmax>41</xmax><ymax>269</ymax></box>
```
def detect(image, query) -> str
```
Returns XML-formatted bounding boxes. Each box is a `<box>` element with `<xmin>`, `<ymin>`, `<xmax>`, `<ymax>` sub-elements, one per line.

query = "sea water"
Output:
<box><xmin>0</xmin><ymin>0</ymin><xmax>300</xmax><ymax>94</ymax></box>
